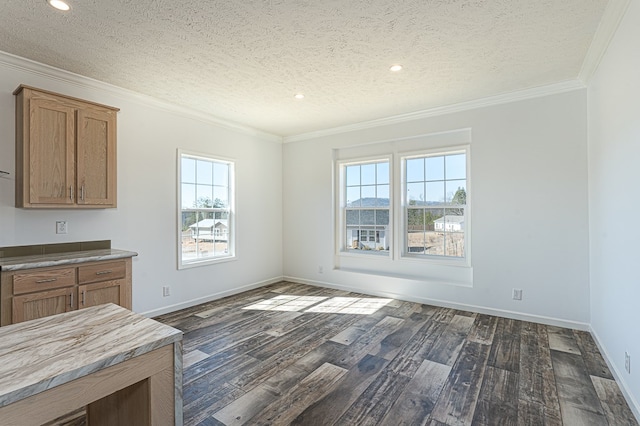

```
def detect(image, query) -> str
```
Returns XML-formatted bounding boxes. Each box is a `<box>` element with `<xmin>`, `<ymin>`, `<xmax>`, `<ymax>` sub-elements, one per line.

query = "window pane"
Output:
<box><xmin>377</xmin><ymin>162</ymin><xmax>389</xmax><ymax>184</ymax></box>
<box><xmin>182</xmin><ymin>183</ymin><xmax>196</xmax><ymax>209</ymax></box>
<box><xmin>446</xmin><ymin>181</ymin><xmax>466</xmax><ymax>204</ymax></box>
<box><xmin>376</xmin><ymin>184</ymin><xmax>389</xmax><ymax>206</ymax></box>
<box><xmin>346</xmin><ymin>209</ymin><xmax>359</xmax><ymax>225</ymax></box>
<box><xmin>361</xmin><ymin>185</ymin><xmax>375</xmax><ymax>202</ymax></box>
<box><xmin>406</xmin><ymin>158</ymin><xmax>424</xmax><ymax>182</ymax></box>
<box><xmin>196</xmin><ymin>184</ymin><xmax>213</xmax><ymax>206</ymax></box>
<box><xmin>346</xmin><ymin>165</ymin><xmax>360</xmax><ymax>186</ymax></box>
<box><xmin>196</xmin><ymin>160</ymin><xmax>213</xmax><ymax>185</ymax></box>
<box><xmin>197</xmin><ymin>160</ymin><xmax>213</xmax><ymax>184</ymax></box>
<box><xmin>346</xmin><ymin>187</ymin><xmax>361</xmax><ymax>207</ymax></box>
<box><xmin>376</xmin><ymin>209</ymin><xmax>389</xmax><ymax>225</ymax></box>
<box><xmin>443</xmin><ymin>208</ymin><xmax>465</xmax><ymax>257</ymax></box>
<box><xmin>214</xmin><ymin>162</ymin><xmax>229</xmax><ymax>186</ymax></box>
<box><xmin>360</xmin><ymin>210</ymin><xmax>375</xmax><ymax>225</ymax></box>
<box><xmin>407</xmin><ymin>182</ymin><xmax>424</xmax><ymax>205</ymax></box>
<box><xmin>426</xmin><ymin>156</ymin><xmax>445</xmax><ymax>181</ymax></box>
<box><xmin>407</xmin><ymin>230</ymin><xmax>426</xmax><ymax>254</ymax></box>
<box><xmin>361</xmin><ymin>163</ymin><xmax>376</xmax><ymax>185</ymax></box>
<box><xmin>426</xmin><ymin>181</ymin><xmax>445</xmax><ymax>203</ymax></box>
<box><xmin>424</xmin><ymin>208</ymin><xmax>445</xmax><ymax>255</ymax></box>
<box><xmin>213</xmin><ymin>186</ymin><xmax>229</xmax><ymax>207</ymax></box>
<box><xmin>445</xmin><ymin>154</ymin><xmax>466</xmax><ymax>180</ymax></box>
<box><xmin>182</xmin><ymin>157</ymin><xmax>196</xmax><ymax>183</ymax></box>
<box><xmin>407</xmin><ymin>208</ymin><xmax>424</xmax><ymax>230</ymax></box>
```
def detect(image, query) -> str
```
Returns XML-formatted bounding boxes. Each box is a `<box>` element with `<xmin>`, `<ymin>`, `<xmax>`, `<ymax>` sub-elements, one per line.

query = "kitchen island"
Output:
<box><xmin>0</xmin><ymin>303</ymin><xmax>182</xmax><ymax>425</ymax></box>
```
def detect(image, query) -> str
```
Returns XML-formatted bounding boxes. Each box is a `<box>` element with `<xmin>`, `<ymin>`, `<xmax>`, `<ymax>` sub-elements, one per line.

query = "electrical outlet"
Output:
<box><xmin>163</xmin><ymin>286</ymin><xmax>170</xmax><ymax>297</ymax></box>
<box><xmin>625</xmin><ymin>351</ymin><xmax>631</xmax><ymax>374</ymax></box>
<box><xmin>56</xmin><ymin>221</ymin><xmax>68</xmax><ymax>234</ymax></box>
<box><xmin>512</xmin><ymin>288</ymin><xmax>523</xmax><ymax>300</ymax></box>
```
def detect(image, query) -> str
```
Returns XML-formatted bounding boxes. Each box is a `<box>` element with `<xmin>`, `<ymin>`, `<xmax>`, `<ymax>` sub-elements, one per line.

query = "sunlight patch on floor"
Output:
<box><xmin>242</xmin><ymin>295</ymin><xmax>392</xmax><ymax>315</ymax></box>
<box><xmin>242</xmin><ymin>295</ymin><xmax>328</xmax><ymax>311</ymax></box>
<box><xmin>306</xmin><ymin>297</ymin><xmax>392</xmax><ymax>315</ymax></box>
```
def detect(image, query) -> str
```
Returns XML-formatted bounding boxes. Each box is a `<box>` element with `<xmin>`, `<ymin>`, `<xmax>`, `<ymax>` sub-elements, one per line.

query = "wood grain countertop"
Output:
<box><xmin>0</xmin><ymin>303</ymin><xmax>182</xmax><ymax>408</ymax></box>
<box><xmin>0</xmin><ymin>249</ymin><xmax>138</xmax><ymax>271</ymax></box>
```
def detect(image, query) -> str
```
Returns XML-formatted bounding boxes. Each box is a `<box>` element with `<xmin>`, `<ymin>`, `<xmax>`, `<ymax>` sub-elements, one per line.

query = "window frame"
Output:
<box><xmin>400</xmin><ymin>145</ymin><xmax>470</xmax><ymax>266</ymax></box>
<box><xmin>336</xmin><ymin>156</ymin><xmax>393</xmax><ymax>258</ymax></box>
<box><xmin>177</xmin><ymin>149</ymin><xmax>236</xmax><ymax>270</ymax></box>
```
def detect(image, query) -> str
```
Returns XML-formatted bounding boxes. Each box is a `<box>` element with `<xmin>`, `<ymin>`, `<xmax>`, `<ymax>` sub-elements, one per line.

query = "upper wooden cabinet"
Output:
<box><xmin>14</xmin><ymin>85</ymin><xmax>119</xmax><ymax>208</ymax></box>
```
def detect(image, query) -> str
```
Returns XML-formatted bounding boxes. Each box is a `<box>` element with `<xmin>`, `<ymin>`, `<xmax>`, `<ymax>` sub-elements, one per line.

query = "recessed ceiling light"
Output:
<box><xmin>294</xmin><ymin>93</ymin><xmax>305</xmax><ymax>99</ymax></box>
<box><xmin>390</xmin><ymin>64</ymin><xmax>403</xmax><ymax>72</ymax></box>
<box><xmin>47</xmin><ymin>0</ymin><xmax>71</xmax><ymax>11</ymax></box>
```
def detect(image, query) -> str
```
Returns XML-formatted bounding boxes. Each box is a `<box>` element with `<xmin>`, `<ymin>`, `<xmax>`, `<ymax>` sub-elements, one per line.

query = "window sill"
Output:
<box><xmin>335</xmin><ymin>252</ymin><xmax>472</xmax><ymax>287</ymax></box>
<box><xmin>178</xmin><ymin>254</ymin><xmax>236</xmax><ymax>270</ymax></box>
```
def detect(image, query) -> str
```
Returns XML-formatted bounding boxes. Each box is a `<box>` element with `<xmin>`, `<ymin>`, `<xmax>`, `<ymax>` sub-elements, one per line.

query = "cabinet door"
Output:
<box><xmin>76</xmin><ymin>108</ymin><xmax>117</xmax><ymax>207</ymax></box>
<box><xmin>28</xmin><ymin>98</ymin><xmax>76</xmax><ymax>205</ymax></box>
<box><xmin>12</xmin><ymin>287</ymin><xmax>75</xmax><ymax>324</ymax></box>
<box><xmin>79</xmin><ymin>280</ymin><xmax>126</xmax><ymax>309</ymax></box>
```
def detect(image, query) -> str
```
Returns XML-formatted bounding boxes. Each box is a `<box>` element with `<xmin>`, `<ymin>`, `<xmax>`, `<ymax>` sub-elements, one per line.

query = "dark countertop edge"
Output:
<box><xmin>0</xmin><ymin>249</ymin><xmax>138</xmax><ymax>271</ymax></box>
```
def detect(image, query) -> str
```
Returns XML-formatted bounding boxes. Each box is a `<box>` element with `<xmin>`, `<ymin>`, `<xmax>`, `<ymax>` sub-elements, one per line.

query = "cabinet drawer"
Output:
<box><xmin>78</xmin><ymin>261</ymin><xmax>126</xmax><ymax>284</ymax></box>
<box><xmin>13</xmin><ymin>268</ymin><xmax>76</xmax><ymax>295</ymax></box>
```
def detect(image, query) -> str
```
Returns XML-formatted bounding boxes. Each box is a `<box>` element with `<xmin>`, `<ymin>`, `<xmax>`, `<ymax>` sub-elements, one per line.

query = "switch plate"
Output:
<box><xmin>56</xmin><ymin>221</ymin><xmax>67</xmax><ymax>234</ymax></box>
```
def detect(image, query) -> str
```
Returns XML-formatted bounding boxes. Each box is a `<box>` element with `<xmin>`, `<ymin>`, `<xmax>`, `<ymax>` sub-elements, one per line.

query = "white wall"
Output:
<box><xmin>0</xmin><ymin>55</ymin><xmax>284</xmax><ymax>315</ymax></box>
<box><xmin>284</xmin><ymin>90</ymin><xmax>591</xmax><ymax>327</ymax></box>
<box><xmin>588</xmin><ymin>0</ymin><xmax>640</xmax><ymax>415</ymax></box>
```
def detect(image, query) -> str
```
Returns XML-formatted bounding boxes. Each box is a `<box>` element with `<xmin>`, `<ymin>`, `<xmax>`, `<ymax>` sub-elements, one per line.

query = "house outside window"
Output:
<box><xmin>178</xmin><ymin>150</ymin><xmax>235</xmax><ymax>268</ymax></box>
<box><xmin>342</xmin><ymin>159</ymin><xmax>390</xmax><ymax>253</ymax></box>
<box><xmin>403</xmin><ymin>150</ymin><xmax>467</xmax><ymax>259</ymax></box>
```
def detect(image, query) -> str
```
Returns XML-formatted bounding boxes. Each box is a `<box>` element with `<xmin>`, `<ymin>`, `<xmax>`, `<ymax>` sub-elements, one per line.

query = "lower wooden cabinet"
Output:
<box><xmin>1</xmin><ymin>258</ymin><xmax>132</xmax><ymax>326</ymax></box>
<box><xmin>12</xmin><ymin>287</ymin><xmax>75</xmax><ymax>324</ymax></box>
<box><xmin>79</xmin><ymin>280</ymin><xmax>127</xmax><ymax>309</ymax></box>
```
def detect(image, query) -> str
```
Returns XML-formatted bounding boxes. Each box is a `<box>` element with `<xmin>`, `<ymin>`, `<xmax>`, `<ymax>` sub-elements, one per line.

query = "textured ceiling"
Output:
<box><xmin>0</xmin><ymin>0</ymin><xmax>608</xmax><ymax>137</ymax></box>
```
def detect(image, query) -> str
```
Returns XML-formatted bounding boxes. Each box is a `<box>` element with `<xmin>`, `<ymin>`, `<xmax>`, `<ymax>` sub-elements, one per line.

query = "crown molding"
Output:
<box><xmin>283</xmin><ymin>80</ymin><xmax>584</xmax><ymax>143</ymax></box>
<box><xmin>578</xmin><ymin>0</ymin><xmax>631</xmax><ymax>85</ymax></box>
<box><xmin>0</xmin><ymin>50</ymin><xmax>283</xmax><ymax>144</ymax></box>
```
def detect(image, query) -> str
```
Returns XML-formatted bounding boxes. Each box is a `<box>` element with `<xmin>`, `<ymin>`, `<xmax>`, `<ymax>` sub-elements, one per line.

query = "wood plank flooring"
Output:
<box><xmin>154</xmin><ymin>281</ymin><xmax>638</xmax><ymax>426</ymax></box>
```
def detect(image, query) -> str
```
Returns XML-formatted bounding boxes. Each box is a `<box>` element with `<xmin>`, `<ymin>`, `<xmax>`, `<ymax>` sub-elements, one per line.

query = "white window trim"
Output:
<box><xmin>177</xmin><ymin>149</ymin><xmax>236</xmax><ymax>270</ymax></box>
<box><xmin>335</xmin><ymin>155</ymin><xmax>393</xmax><ymax>259</ymax></box>
<box><xmin>399</xmin><ymin>145</ymin><xmax>471</xmax><ymax>268</ymax></box>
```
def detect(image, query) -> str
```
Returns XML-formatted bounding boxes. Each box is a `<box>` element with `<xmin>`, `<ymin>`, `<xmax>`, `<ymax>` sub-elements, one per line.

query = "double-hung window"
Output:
<box><xmin>342</xmin><ymin>159</ymin><xmax>390</xmax><ymax>253</ymax></box>
<box><xmin>403</xmin><ymin>150</ymin><xmax>467</xmax><ymax>259</ymax></box>
<box><xmin>178</xmin><ymin>150</ymin><xmax>235</xmax><ymax>268</ymax></box>
<box><xmin>337</xmin><ymin>144</ymin><xmax>469</xmax><ymax>265</ymax></box>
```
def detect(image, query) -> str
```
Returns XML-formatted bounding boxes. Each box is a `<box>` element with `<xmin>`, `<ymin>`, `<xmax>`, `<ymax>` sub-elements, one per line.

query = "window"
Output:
<box><xmin>334</xmin><ymin>131</ymin><xmax>471</xmax><ymax>283</ymax></box>
<box><xmin>336</xmin><ymin>145</ymin><xmax>469</xmax><ymax>265</ymax></box>
<box><xmin>341</xmin><ymin>159</ymin><xmax>390</xmax><ymax>253</ymax></box>
<box><xmin>178</xmin><ymin>151</ymin><xmax>234</xmax><ymax>268</ymax></box>
<box><xmin>403</xmin><ymin>150</ymin><xmax>467</xmax><ymax>259</ymax></box>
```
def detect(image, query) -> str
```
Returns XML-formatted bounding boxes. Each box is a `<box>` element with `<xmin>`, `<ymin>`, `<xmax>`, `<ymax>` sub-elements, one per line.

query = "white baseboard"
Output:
<box><xmin>590</xmin><ymin>327</ymin><xmax>640</xmax><ymax>422</ymax></box>
<box><xmin>140</xmin><ymin>276</ymin><xmax>284</xmax><ymax>318</ymax></box>
<box><xmin>283</xmin><ymin>275</ymin><xmax>590</xmax><ymax>331</ymax></box>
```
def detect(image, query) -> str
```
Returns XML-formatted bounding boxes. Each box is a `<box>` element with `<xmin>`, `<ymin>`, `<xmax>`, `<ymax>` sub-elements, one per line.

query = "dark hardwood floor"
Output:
<box><xmin>154</xmin><ymin>281</ymin><xmax>638</xmax><ymax>426</ymax></box>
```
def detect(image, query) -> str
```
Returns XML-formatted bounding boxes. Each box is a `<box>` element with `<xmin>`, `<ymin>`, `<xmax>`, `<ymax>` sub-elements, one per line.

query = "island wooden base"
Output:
<box><xmin>0</xmin><ymin>343</ymin><xmax>180</xmax><ymax>426</ymax></box>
